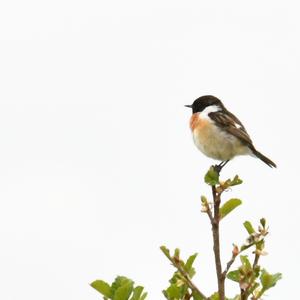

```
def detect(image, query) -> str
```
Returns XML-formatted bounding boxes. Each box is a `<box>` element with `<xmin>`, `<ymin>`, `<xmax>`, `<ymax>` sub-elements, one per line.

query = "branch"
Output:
<box><xmin>240</xmin><ymin>239</ymin><xmax>264</xmax><ymax>299</ymax></box>
<box><xmin>161</xmin><ymin>249</ymin><xmax>209</xmax><ymax>300</ymax></box>
<box><xmin>211</xmin><ymin>184</ymin><xmax>225</xmax><ymax>300</ymax></box>
<box><xmin>241</xmin><ymin>289</ymin><xmax>247</xmax><ymax>300</ymax></box>
<box><xmin>252</xmin><ymin>253</ymin><xmax>260</xmax><ymax>269</ymax></box>
<box><xmin>203</xmin><ymin>165</ymin><xmax>227</xmax><ymax>300</ymax></box>
<box><xmin>222</xmin><ymin>247</ymin><xmax>238</xmax><ymax>278</ymax></box>
<box><xmin>174</xmin><ymin>262</ymin><xmax>209</xmax><ymax>300</ymax></box>
<box><xmin>222</xmin><ymin>244</ymin><xmax>251</xmax><ymax>278</ymax></box>
<box><xmin>241</xmin><ymin>252</ymin><xmax>261</xmax><ymax>300</ymax></box>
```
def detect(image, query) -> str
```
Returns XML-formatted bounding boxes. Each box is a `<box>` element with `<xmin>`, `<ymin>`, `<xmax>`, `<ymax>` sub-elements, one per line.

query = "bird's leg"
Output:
<box><xmin>213</xmin><ymin>160</ymin><xmax>230</xmax><ymax>174</ymax></box>
<box><xmin>220</xmin><ymin>160</ymin><xmax>230</xmax><ymax>168</ymax></box>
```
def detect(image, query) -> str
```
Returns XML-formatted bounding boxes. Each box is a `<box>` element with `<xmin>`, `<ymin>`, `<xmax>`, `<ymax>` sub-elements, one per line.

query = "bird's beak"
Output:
<box><xmin>185</xmin><ymin>105</ymin><xmax>192</xmax><ymax>108</ymax></box>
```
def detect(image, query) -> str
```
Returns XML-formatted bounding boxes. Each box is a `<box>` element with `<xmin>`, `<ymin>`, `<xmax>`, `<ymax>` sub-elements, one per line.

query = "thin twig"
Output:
<box><xmin>222</xmin><ymin>245</ymin><xmax>247</xmax><ymax>278</ymax></box>
<box><xmin>222</xmin><ymin>253</ymin><xmax>236</xmax><ymax>278</ymax></box>
<box><xmin>175</xmin><ymin>263</ymin><xmax>209</xmax><ymax>300</ymax></box>
<box><xmin>206</xmin><ymin>204</ymin><xmax>214</xmax><ymax>224</ymax></box>
<box><xmin>184</xmin><ymin>291</ymin><xmax>192</xmax><ymax>300</ymax></box>
<box><xmin>162</xmin><ymin>253</ymin><xmax>209</xmax><ymax>300</ymax></box>
<box><xmin>252</xmin><ymin>253</ymin><xmax>260</xmax><ymax>269</ymax></box>
<box><xmin>240</xmin><ymin>252</ymin><xmax>261</xmax><ymax>300</ymax></box>
<box><xmin>241</xmin><ymin>289</ymin><xmax>247</xmax><ymax>300</ymax></box>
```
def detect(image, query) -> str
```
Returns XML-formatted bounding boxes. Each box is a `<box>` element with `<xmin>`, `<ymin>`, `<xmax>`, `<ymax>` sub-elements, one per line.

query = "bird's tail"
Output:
<box><xmin>251</xmin><ymin>148</ymin><xmax>277</xmax><ymax>168</ymax></box>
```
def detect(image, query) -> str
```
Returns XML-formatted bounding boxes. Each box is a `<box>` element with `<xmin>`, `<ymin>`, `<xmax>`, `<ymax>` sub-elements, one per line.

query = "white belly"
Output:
<box><xmin>192</xmin><ymin>123</ymin><xmax>250</xmax><ymax>161</ymax></box>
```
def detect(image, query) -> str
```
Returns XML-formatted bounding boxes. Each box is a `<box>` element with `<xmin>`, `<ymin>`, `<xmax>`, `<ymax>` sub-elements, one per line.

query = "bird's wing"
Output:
<box><xmin>209</xmin><ymin>110</ymin><xmax>254</xmax><ymax>147</ymax></box>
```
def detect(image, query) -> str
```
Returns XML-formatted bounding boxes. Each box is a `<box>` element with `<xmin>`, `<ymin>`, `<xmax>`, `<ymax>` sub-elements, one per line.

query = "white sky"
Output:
<box><xmin>0</xmin><ymin>1</ymin><xmax>299</xmax><ymax>299</ymax></box>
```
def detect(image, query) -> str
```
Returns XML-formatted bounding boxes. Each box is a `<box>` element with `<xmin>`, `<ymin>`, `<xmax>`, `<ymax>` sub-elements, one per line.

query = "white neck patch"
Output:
<box><xmin>199</xmin><ymin>105</ymin><xmax>221</xmax><ymax>120</ymax></box>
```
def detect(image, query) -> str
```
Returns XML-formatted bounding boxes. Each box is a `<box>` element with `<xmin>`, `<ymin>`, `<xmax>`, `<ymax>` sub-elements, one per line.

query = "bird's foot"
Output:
<box><xmin>213</xmin><ymin>160</ymin><xmax>230</xmax><ymax>174</ymax></box>
<box><xmin>213</xmin><ymin>164</ymin><xmax>222</xmax><ymax>174</ymax></box>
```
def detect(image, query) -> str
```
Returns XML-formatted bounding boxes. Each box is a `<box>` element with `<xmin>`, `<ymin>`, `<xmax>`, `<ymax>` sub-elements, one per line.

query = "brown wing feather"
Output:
<box><xmin>209</xmin><ymin>110</ymin><xmax>254</xmax><ymax>148</ymax></box>
<box><xmin>209</xmin><ymin>109</ymin><xmax>276</xmax><ymax>168</ymax></box>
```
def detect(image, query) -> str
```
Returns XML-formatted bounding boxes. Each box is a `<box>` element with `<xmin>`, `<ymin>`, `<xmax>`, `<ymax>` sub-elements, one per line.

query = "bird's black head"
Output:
<box><xmin>185</xmin><ymin>95</ymin><xmax>223</xmax><ymax>114</ymax></box>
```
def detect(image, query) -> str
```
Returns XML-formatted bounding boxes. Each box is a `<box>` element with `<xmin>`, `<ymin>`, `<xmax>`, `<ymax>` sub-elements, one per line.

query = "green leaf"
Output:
<box><xmin>130</xmin><ymin>286</ymin><xmax>144</xmax><ymax>300</ymax></box>
<box><xmin>243</xmin><ymin>221</ymin><xmax>255</xmax><ymax>234</ymax></box>
<box><xmin>90</xmin><ymin>280</ymin><xmax>112</xmax><ymax>298</ymax></box>
<box><xmin>227</xmin><ymin>270</ymin><xmax>240</xmax><ymax>282</ymax></box>
<box><xmin>260</xmin><ymin>218</ymin><xmax>266</xmax><ymax>228</ymax></box>
<box><xmin>169</xmin><ymin>273</ymin><xmax>180</xmax><ymax>285</ymax></box>
<box><xmin>219</xmin><ymin>198</ymin><xmax>242</xmax><ymax>219</ymax></box>
<box><xmin>240</xmin><ymin>255</ymin><xmax>251</xmax><ymax>271</ymax></box>
<box><xmin>114</xmin><ymin>282</ymin><xmax>134</xmax><ymax>300</ymax></box>
<box><xmin>192</xmin><ymin>291</ymin><xmax>205</xmax><ymax>300</ymax></box>
<box><xmin>201</xmin><ymin>195</ymin><xmax>208</xmax><ymax>204</ymax></box>
<box><xmin>184</xmin><ymin>253</ymin><xmax>197</xmax><ymax>277</ymax></box>
<box><xmin>230</xmin><ymin>175</ymin><xmax>243</xmax><ymax>186</ymax></box>
<box><xmin>248</xmin><ymin>282</ymin><xmax>259</xmax><ymax>295</ymax></box>
<box><xmin>174</xmin><ymin>248</ymin><xmax>180</xmax><ymax>259</ymax></box>
<box><xmin>111</xmin><ymin>277</ymin><xmax>133</xmax><ymax>299</ymax></box>
<box><xmin>253</xmin><ymin>265</ymin><xmax>261</xmax><ymax>278</ymax></box>
<box><xmin>210</xmin><ymin>292</ymin><xmax>219</xmax><ymax>300</ymax></box>
<box><xmin>240</xmin><ymin>244</ymin><xmax>251</xmax><ymax>251</ymax></box>
<box><xmin>260</xmin><ymin>269</ymin><xmax>282</xmax><ymax>291</ymax></box>
<box><xmin>165</xmin><ymin>284</ymin><xmax>181</xmax><ymax>299</ymax></box>
<box><xmin>140</xmin><ymin>292</ymin><xmax>147</xmax><ymax>300</ymax></box>
<box><xmin>160</xmin><ymin>246</ymin><xmax>171</xmax><ymax>259</ymax></box>
<box><xmin>204</xmin><ymin>167</ymin><xmax>219</xmax><ymax>185</ymax></box>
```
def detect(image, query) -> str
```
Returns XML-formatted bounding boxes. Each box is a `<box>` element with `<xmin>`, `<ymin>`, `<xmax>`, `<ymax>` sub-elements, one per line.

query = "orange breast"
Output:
<box><xmin>189</xmin><ymin>113</ymin><xmax>209</xmax><ymax>131</ymax></box>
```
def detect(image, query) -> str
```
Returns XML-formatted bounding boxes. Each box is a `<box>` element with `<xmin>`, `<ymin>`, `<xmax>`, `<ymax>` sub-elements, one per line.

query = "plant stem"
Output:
<box><xmin>175</xmin><ymin>262</ymin><xmax>209</xmax><ymax>300</ymax></box>
<box><xmin>222</xmin><ymin>253</ymin><xmax>236</xmax><ymax>278</ymax></box>
<box><xmin>240</xmin><ymin>253</ymin><xmax>261</xmax><ymax>300</ymax></box>
<box><xmin>161</xmin><ymin>250</ymin><xmax>209</xmax><ymax>300</ymax></box>
<box><xmin>211</xmin><ymin>185</ymin><xmax>225</xmax><ymax>300</ymax></box>
<box><xmin>252</xmin><ymin>253</ymin><xmax>260</xmax><ymax>269</ymax></box>
<box><xmin>223</xmin><ymin>245</ymin><xmax>249</xmax><ymax>278</ymax></box>
<box><xmin>241</xmin><ymin>289</ymin><xmax>247</xmax><ymax>300</ymax></box>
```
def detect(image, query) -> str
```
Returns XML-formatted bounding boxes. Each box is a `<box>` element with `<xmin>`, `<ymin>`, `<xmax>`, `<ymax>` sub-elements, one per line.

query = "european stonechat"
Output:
<box><xmin>185</xmin><ymin>95</ymin><xmax>276</xmax><ymax>168</ymax></box>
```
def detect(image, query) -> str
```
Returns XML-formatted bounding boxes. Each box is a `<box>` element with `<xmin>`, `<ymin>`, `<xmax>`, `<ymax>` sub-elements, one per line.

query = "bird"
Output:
<box><xmin>185</xmin><ymin>95</ymin><xmax>276</xmax><ymax>169</ymax></box>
